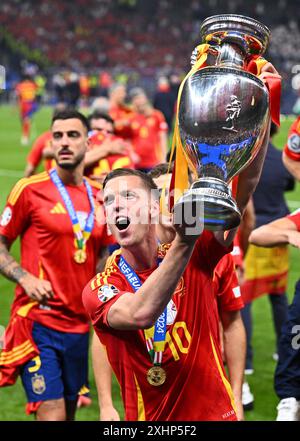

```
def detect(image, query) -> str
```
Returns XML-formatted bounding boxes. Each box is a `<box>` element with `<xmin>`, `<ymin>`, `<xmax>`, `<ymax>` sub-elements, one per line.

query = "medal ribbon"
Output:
<box><xmin>49</xmin><ymin>169</ymin><xmax>95</xmax><ymax>251</ymax></box>
<box><xmin>118</xmin><ymin>255</ymin><xmax>167</xmax><ymax>366</ymax></box>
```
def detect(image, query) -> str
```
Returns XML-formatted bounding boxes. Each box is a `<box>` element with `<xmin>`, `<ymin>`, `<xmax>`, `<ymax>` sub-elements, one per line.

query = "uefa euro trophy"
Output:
<box><xmin>174</xmin><ymin>15</ymin><xmax>270</xmax><ymax>231</ymax></box>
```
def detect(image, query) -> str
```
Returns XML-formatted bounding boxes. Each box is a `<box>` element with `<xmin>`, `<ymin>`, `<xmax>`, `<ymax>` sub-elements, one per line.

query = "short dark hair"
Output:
<box><xmin>88</xmin><ymin>111</ymin><xmax>114</xmax><ymax>127</ymax></box>
<box><xmin>129</xmin><ymin>87</ymin><xmax>146</xmax><ymax>101</ymax></box>
<box><xmin>149</xmin><ymin>162</ymin><xmax>193</xmax><ymax>185</ymax></box>
<box><xmin>103</xmin><ymin>168</ymin><xmax>158</xmax><ymax>195</ymax></box>
<box><xmin>148</xmin><ymin>163</ymin><xmax>174</xmax><ymax>179</ymax></box>
<box><xmin>51</xmin><ymin>109</ymin><xmax>90</xmax><ymax>132</ymax></box>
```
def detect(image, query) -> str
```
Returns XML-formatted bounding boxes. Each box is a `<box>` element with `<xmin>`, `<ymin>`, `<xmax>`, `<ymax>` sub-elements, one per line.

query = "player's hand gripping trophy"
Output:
<box><xmin>174</xmin><ymin>15</ymin><xmax>272</xmax><ymax>231</ymax></box>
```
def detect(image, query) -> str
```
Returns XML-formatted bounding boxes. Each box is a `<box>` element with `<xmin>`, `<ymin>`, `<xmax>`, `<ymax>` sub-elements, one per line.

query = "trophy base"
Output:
<box><xmin>173</xmin><ymin>178</ymin><xmax>241</xmax><ymax>231</ymax></box>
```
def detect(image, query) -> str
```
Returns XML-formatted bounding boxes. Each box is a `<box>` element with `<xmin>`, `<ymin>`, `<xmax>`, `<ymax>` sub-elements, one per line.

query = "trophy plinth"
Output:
<box><xmin>175</xmin><ymin>178</ymin><xmax>240</xmax><ymax>231</ymax></box>
<box><xmin>174</xmin><ymin>15</ymin><xmax>270</xmax><ymax>231</ymax></box>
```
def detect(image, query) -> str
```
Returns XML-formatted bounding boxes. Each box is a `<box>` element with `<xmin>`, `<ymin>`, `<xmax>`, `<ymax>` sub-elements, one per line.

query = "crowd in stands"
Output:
<box><xmin>0</xmin><ymin>0</ymin><xmax>299</xmax><ymax>112</ymax></box>
<box><xmin>0</xmin><ymin>0</ymin><xmax>299</xmax><ymax>74</ymax></box>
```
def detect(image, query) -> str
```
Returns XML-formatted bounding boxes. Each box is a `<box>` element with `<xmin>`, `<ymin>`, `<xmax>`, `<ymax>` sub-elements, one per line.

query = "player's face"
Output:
<box><xmin>90</xmin><ymin>118</ymin><xmax>114</xmax><ymax>135</ymax></box>
<box><xmin>51</xmin><ymin>118</ymin><xmax>89</xmax><ymax>169</ymax></box>
<box><xmin>132</xmin><ymin>93</ymin><xmax>148</xmax><ymax>112</ymax></box>
<box><xmin>103</xmin><ymin>175</ymin><xmax>158</xmax><ymax>248</ymax></box>
<box><xmin>112</xmin><ymin>85</ymin><xmax>126</xmax><ymax>104</ymax></box>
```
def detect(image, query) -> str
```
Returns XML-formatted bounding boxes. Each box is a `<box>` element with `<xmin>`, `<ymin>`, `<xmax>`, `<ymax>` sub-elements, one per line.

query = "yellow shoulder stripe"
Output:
<box><xmin>8</xmin><ymin>172</ymin><xmax>50</xmax><ymax>206</ymax></box>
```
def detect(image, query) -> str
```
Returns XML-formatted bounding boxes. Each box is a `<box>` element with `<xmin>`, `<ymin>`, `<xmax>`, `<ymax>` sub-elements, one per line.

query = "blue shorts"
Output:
<box><xmin>20</xmin><ymin>322</ymin><xmax>89</xmax><ymax>403</ymax></box>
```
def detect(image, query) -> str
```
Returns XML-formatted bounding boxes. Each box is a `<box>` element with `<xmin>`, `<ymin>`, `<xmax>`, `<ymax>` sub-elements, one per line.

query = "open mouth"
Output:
<box><xmin>115</xmin><ymin>216</ymin><xmax>130</xmax><ymax>231</ymax></box>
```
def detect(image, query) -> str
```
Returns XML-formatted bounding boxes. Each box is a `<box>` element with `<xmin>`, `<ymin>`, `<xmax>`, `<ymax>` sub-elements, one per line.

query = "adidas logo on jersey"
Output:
<box><xmin>50</xmin><ymin>202</ymin><xmax>67</xmax><ymax>214</ymax></box>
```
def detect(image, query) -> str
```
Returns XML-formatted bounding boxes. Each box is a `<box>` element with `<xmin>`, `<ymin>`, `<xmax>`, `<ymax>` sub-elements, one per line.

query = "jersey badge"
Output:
<box><xmin>0</xmin><ymin>206</ymin><xmax>12</xmax><ymax>226</ymax></box>
<box><xmin>288</xmin><ymin>134</ymin><xmax>300</xmax><ymax>153</ymax></box>
<box><xmin>98</xmin><ymin>285</ymin><xmax>119</xmax><ymax>303</ymax></box>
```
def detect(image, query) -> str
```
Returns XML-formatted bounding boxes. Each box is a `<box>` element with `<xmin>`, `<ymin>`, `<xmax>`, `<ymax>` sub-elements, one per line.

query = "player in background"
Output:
<box><xmin>249</xmin><ymin>121</ymin><xmax>300</xmax><ymax>421</ymax></box>
<box><xmin>129</xmin><ymin>87</ymin><xmax>168</xmax><ymax>172</ymax></box>
<box><xmin>0</xmin><ymin>110</ymin><xmax>111</xmax><ymax>420</ymax></box>
<box><xmin>282</xmin><ymin>116</ymin><xmax>300</xmax><ymax>181</ymax></box>
<box><xmin>15</xmin><ymin>75</ymin><xmax>38</xmax><ymax>146</ymax></box>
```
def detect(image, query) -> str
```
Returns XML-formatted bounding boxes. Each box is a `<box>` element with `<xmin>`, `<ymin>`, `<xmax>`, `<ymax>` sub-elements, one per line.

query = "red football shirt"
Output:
<box><xmin>284</xmin><ymin>116</ymin><xmax>300</xmax><ymax>161</ymax></box>
<box><xmin>109</xmin><ymin>104</ymin><xmax>135</xmax><ymax>139</ymax></box>
<box><xmin>85</xmin><ymin>132</ymin><xmax>134</xmax><ymax>178</ymax></box>
<box><xmin>16</xmin><ymin>80</ymin><xmax>37</xmax><ymax>102</ymax></box>
<box><xmin>214</xmin><ymin>253</ymin><xmax>244</xmax><ymax>313</ymax></box>
<box><xmin>287</xmin><ymin>209</ymin><xmax>300</xmax><ymax>231</ymax></box>
<box><xmin>83</xmin><ymin>232</ymin><xmax>237</xmax><ymax>421</ymax></box>
<box><xmin>27</xmin><ymin>131</ymin><xmax>54</xmax><ymax>171</ymax></box>
<box><xmin>130</xmin><ymin>110</ymin><xmax>168</xmax><ymax>169</ymax></box>
<box><xmin>0</xmin><ymin>171</ymin><xmax>110</xmax><ymax>333</ymax></box>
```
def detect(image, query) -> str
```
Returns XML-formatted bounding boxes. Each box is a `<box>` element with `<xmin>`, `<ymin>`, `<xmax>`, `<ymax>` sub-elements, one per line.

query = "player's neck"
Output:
<box><xmin>121</xmin><ymin>236</ymin><xmax>158</xmax><ymax>271</ymax></box>
<box><xmin>56</xmin><ymin>164</ymin><xmax>84</xmax><ymax>186</ymax></box>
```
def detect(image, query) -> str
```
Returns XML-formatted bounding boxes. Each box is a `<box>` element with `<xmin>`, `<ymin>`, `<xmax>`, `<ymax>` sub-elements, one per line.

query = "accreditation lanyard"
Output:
<box><xmin>118</xmin><ymin>255</ymin><xmax>167</xmax><ymax>366</ymax></box>
<box><xmin>49</xmin><ymin>169</ymin><xmax>95</xmax><ymax>251</ymax></box>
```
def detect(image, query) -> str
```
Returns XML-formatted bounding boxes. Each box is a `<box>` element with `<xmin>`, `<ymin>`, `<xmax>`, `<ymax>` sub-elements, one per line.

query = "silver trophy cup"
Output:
<box><xmin>174</xmin><ymin>15</ymin><xmax>270</xmax><ymax>231</ymax></box>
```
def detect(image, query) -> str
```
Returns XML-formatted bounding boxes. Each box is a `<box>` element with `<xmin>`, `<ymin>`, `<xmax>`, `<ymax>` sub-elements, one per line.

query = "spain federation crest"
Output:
<box><xmin>98</xmin><ymin>285</ymin><xmax>119</xmax><ymax>303</ymax></box>
<box><xmin>31</xmin><ymin>373</ymin><xmax>46</xmax><ymax>395</ymax></box>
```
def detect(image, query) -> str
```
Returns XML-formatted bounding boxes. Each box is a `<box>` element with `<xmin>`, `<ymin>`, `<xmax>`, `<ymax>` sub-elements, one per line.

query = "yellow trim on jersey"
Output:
<box><xmin>8</xmin><ymin>172</ymin><xmax>50</xmax><ymax>206</ymax></box>
<box><xmin>209</xmin><ymin>333</ymin><xmax>237</xmax><ymax>414</ymax></box>
<box><xmin>17</xmin><ymin>301</ymin><xmax>38</xmax><ymax>318</ymax></box>
<box><xmin>38</xmin><ymin>261</ymin><xmax>44</xmax><ymax>279</ymax></box>
<box><xmin>90</xmin><ymin>250</ymin><xmax>121</xmax><ymax>290</ymax></box>
<box><xmin>0</xmin><ymin>340</ymin><xmax>35</xmax><ymax>364</ymax></box>
<box><xmin>133</xmin><ymin>374</ymin><xmax>145</xmax><ymax>421</ymax></box>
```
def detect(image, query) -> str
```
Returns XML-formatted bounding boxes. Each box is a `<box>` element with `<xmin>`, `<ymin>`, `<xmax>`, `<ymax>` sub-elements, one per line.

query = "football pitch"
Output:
<box><xmin>0</xmin><ymin>105</ymin><xmax>299</xmax><ymax>421</ymax></box>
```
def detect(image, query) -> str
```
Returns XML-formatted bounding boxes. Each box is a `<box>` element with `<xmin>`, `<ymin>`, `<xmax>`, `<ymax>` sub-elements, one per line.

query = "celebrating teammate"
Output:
<box><xmin>0</xmin><ymin>109</ymin><xmax>111</xmax><ymax>420</ymax></box>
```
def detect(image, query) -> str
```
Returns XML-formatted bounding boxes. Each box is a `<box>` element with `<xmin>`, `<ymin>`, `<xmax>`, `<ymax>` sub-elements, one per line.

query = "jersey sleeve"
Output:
<box><xmin>287</xmin><ymin>209</ymin><xmax>300</xmax><ymax>231</ymax></box>
<box><xmin>82</xmin><ymin>271</ymin><xmax>130</xmax><ymax>329</ymax></box>
<box><xmin>0</xmin><ymin>180</ymin><xmax>31</xmax><ymax>243</ymax></box>
<box><xmin>215</xmin><ymin>254</ymin><xmax>244</xmax><ymax>311</ymax></box>
<box><xmin>231</xmin><ymin>234</ymin><xmax>243</xmax><ymax>268</ymax></box>
<box><xmin>194</xmin><ymin>230</ymin><xmax>233</xmax><ymax>271</ymax></box>
<box><xmin>284</xmin><ymin>118</ymin><xmax>300</xmax><ymax>162</ymax></box>
<box><xmin>27</xmin><ymin>135</ymin><xmax>45</xmax><ymax>167</ymax></box>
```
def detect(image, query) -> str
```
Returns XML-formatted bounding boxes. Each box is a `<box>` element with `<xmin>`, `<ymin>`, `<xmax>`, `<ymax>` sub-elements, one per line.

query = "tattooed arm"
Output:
<box><xmin>0</xmin><ymin>234</ymin><xmax>53</xmax><ymax>303</ymax></box>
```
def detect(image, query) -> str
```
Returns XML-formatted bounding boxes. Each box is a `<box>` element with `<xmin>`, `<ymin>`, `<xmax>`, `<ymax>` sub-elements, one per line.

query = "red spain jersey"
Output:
<box><xmin>109</xmin><ymin>104</ymin><xmax>135</xmax><ymax>139</ymax></box>
<box><xmin>214</xmin><ymin>253</ymin><xmax>244</xmax><ymax>313</ymax></box>
<box><xmin>27</xmin><ymin>131</ymin><xmax>55</xmax><ymax>172</ymax></box>
<box><xmin>130</xmin><ymin>110</ymin><xmax>168</xmax><ymax>169</ymax></box>
<box><xmin>85</xmin><ymin>132</ymin><xmax>134</xmax><ymax>178</ymax></box>
<box><xmin>16</xmin><ymin>80</ymin><xmax>38</xmax><ymax>102</ymax></box>
<box><xmin>83</xmin><ymin>232</ymin><xmax>237</xmax><ymax>421</ymax></box>
<box><xmin>287</xmin><ymin>208</ymin><xmax>300</xmax><ymax>231</ymax></box>
<box><xmin>284</xmin><ymin>116</ymin><xmax>300</xmax><ymax>162</ymax></box>
<box><xmin>0</xmin><ymin>172</ymin><xmax>111</xmax><ymax>333</ymax></box>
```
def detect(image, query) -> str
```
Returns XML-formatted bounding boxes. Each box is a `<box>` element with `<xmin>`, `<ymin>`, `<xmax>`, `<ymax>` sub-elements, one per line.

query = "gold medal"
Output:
<box><xmin>147</xmin><ymin>366</ymin><xmax>166</xmax><ymax>387</ymax></box>
<box><xmin>74</xmin><ymin>249</ymin><xmax>87</xmax><ymax>264</ymax></box>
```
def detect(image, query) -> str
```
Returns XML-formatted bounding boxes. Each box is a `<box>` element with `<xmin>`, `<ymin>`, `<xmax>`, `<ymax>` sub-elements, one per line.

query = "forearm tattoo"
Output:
<box><xmin>0</xmin><ymin>235</ymin><xmax>27</xmax><ymax>283</ymax></box>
